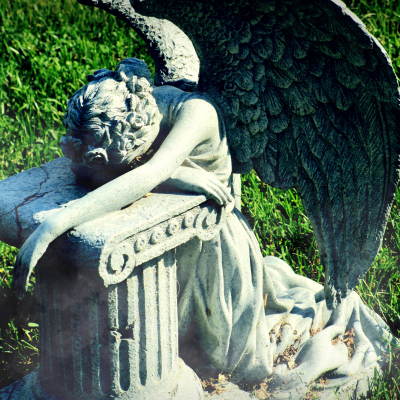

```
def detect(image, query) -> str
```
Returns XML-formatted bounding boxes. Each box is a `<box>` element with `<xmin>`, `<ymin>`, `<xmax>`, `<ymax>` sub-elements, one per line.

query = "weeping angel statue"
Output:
<box><xmin>12</xmin><ymin>0</ymin><xmax>400</xmax><ymax>394</ymax></box>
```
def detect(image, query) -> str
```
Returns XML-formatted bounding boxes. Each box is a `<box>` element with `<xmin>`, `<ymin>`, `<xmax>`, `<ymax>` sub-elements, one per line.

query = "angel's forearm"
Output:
<box><xmin>165</xmin><ymin>166</ymin><xmax>197</xmax><ymax>191</ymax></box>
<box><xmin>42</xmin><ymin>162</ymin><xmax>165</xmax><ymax>240</ymax></box>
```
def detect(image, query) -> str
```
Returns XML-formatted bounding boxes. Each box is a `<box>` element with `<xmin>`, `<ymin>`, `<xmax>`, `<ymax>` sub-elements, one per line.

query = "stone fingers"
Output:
<box><xmin>206</xmin><ymin>180</ymin><xmax>233</xmax><ymax>206</ymax></box>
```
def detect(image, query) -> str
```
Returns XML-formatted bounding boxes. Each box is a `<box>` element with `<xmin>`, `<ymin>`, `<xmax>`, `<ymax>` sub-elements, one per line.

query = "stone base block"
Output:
<box><xmin>205</xmin><ymin>363</ymin><xmax>379</xmax><ymax>400</ymax></box>
<box><xmin>0</xmin><ymin>359</ymin><xmax>203</xmax><ymax>400</ymax></box>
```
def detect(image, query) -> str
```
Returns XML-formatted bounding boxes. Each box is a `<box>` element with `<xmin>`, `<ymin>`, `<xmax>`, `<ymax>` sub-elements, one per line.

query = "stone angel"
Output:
<box><xmin>12</xmin><ymin>0</ymin><xmax>400</xmax><ymax>396</ymax></box>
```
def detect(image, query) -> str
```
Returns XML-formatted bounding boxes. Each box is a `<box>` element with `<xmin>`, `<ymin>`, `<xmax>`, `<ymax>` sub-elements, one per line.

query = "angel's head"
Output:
<box><xmin>61</xmin><ymin>58</ymin><xmax>161</xmax><ymax>184</ymax></box>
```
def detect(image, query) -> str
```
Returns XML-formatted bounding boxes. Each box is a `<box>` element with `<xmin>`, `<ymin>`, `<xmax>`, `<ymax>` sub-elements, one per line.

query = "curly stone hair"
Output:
<box><xmin>61</xmin><ymin>58</ymin><xmax>161</xmax><ymax>172</ymax></box>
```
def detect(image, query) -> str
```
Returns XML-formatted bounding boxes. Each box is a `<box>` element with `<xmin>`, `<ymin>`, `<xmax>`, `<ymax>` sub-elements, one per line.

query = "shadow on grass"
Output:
<box><xmin>0</xmin><ymin>282</ymin><xmax>39</xmax><ymax>389</ymax></box>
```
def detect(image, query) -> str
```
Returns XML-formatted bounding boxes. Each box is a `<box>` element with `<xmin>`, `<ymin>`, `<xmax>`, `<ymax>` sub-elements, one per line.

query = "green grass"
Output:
<box><xmin>0</xmin><ymin>0</ymin><xmax>399</xmax><ymax>397</ymax></box>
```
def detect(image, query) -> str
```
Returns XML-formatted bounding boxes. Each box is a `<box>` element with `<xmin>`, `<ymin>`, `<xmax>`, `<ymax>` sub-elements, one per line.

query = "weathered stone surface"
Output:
<box><xmin>0</xmin><ymin>360</ymin><xmax>204</xmax><ymax>400</ymax></box>
<box><xmin>0</xmin><ymin>157</ymin><xmax>228</xmax><ymax>287</ymax></box>
<box><xmin>32</xmin><ymin>250</ymin><xmax>202</xmax><ymax>400</ymax></box>
<box><xmin>0</xmin><ymin>165</ymin><xmax>50</xmax><ymax>247</ymax></box>
<box><xmin>206</xmin><ymin>381</ymin><xmax>253</xmax><ymax>400</ymax></box>
<box><xmin>0</xmin><ymin>157</ymin><xmax>89</xmax><ymax>248</ymax></box>
<box><xmin>0</xmin><ymin>157</ymin><xmax>212</xmax><ymax>399</ymax></box>
<box><xmin>205</xmin><ymin>360</ymin><xmax>379</xmax><ymax>400</ymax></box>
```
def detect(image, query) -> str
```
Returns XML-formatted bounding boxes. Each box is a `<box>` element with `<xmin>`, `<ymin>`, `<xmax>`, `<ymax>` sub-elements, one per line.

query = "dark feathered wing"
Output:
<box><xmin>80</xmin><ymin>0</ymin><xmax>400</xmax><ymax>309</ymax></box>
<box><xmin>256</xmin><ymin>1</ymin><xmax>400</xmax><ymax>309</ymax></box>
<box><xmin>184</xmin><ymin>0</ymin><xmax>400</xmax><ymax>308</ymax></box>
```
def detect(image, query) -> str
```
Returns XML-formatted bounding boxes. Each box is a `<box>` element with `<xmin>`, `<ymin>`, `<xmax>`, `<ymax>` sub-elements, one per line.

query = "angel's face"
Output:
<box><xmin>62</xmin><ymin>118</ymin><xmax>160</xmax><ymax>172</ymax></box>
<box><xmin>61</xmin><ymin>119</ymin><xmax>160</xmax><ymax>187</ymax></box>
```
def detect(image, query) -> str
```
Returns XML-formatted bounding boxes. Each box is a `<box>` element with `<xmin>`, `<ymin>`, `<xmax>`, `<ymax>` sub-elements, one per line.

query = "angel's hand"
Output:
<box><xmin>13</xmin><ymin>222</ymin><xmax>54</xmax><ymax>299</ymax></box>
<box><xmin>166</xmin><ymin>167</ymin><xmax>234</xmax><ymax>207</ymax></box>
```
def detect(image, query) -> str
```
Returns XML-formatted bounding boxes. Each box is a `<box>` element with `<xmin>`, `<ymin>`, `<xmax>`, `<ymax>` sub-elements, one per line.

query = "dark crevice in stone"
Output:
<box><xmin>117</xmin><ymin>327</ymin><xmax>134</xmax><ymax>340</ymax></box>
<box><xmin>138</xmin><ymin>268</ymin><xmax>147</xmax><ymax>386</ymax></box>
<box><xmin>0</xmin><ymin>208</ymin><xmax>17</xmax><ymax>219</ymax></box>
<box><xmin>98</xmin><ymin>289</ymin><xmax>111</xmax><ymax>394</ymax></box>
<box><xmin>157</xmin><ymin>265</ymin><xmax>163</xmax><ymax>380</ymax></box>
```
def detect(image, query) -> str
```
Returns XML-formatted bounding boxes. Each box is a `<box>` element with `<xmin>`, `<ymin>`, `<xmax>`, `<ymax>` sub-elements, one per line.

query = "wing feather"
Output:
<box><xmin>78</xmin><ymin>0</ymin><xmax>200</xmax><ymax>90</ymax></box>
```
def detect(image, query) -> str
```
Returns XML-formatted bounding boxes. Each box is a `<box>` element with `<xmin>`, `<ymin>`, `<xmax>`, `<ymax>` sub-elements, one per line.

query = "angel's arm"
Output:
<box><xmin>14</xmin><ymin>97</ymin><xmax>218</xmax><ymax>297</ymax></box>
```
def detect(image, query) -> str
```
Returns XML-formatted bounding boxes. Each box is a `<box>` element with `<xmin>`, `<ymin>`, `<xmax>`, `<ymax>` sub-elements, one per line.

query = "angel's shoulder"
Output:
<box><xmin>154</xmin><ymin>86</ymin><xmax>216</xmax><ymax>124</ymax></box>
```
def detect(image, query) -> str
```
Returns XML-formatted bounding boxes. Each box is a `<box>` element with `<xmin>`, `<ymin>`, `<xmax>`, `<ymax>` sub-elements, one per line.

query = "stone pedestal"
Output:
<box><xmin>0</xmin><ymin>157</ymin><xmax>227</xmax><ymax>399</ymax></box>
<box><xmin>33</xmin><ymin>251</ymin><xmax>199</xmax><ymax>400</ymax></box>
